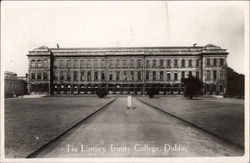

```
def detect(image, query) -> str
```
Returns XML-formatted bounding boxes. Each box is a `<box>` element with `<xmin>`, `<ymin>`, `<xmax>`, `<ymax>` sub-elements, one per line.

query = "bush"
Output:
<box><xmin>182</xmin><ymin>74</ymin><xmax>203</xmax><ymax>99</ymax></box>
<box><xmin>96</xmin><ymin>88</ymin><xmax>108</xmax><ymax>98</ymax></box>
<box><xmin>148</xmin><ymin>87</ymin><xmax>155</xmax><ymax>98</ymax></box>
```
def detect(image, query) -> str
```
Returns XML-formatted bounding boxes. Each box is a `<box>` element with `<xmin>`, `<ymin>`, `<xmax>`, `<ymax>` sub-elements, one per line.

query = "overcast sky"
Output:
<box><xmin>1</xmin><ymin>1</ymin><xmax>248</xmax><ymax>76</ymax></box>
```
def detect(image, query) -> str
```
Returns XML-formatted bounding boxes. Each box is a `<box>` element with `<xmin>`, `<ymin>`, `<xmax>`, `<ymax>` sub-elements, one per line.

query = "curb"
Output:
<box><xmin>136</xmin><ymin>98</ymin><xmax>244</xmax><ymax>151</ymax></box>
<box><xmin>26</xmin><ymin>98</ymin><xmax>116</xmax><ymax>158</ymax></box>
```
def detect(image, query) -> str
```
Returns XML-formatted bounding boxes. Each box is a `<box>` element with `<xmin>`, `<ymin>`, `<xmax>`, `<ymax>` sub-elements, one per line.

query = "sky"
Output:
<box><xmin>1</xmin><ymin>1</ymin><xmax>248</xmax><ymax>76</ymax></box>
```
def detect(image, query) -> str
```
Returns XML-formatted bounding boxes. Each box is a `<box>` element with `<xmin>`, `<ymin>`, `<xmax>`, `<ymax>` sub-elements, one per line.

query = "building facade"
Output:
<box><xmin>27</xmin><ymin>44</ymin><xmax>228</xmax><ymax>95</ymax></box>
<box><xmin>4</xmin><ymin>71</ymin><xmax>28</xmax><ymax>98</ymax></box>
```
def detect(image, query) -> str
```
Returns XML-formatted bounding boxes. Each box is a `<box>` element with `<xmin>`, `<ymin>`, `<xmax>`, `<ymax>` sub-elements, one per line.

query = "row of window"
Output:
<box><xmin>31</xmin><ymin>70</ymin><xmax>224</xmax><ymax>81</ymax></box>
<box><xmin>206</xmin><ymin>70</ymin><xmax>224</xmax><ymax>80</ymax></box>
<box><xmin>206</xmin><ymin>58</ymin><xmax>224</xmax><ymax>67</ymax></box>
<box><xmin>30</xmin><ymin>60</ymin><xmax>48</xmax><ymax>68</ymax></box>
<box><xmin>30</xmin><ymin>58</ymin><xmax>225</xmax><ymax>69</ymax></box>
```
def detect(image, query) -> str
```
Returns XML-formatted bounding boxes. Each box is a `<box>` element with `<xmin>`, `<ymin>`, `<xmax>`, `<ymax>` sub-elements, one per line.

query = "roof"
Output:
<box><xmin>28</xmin><ymin>44</ymin><xmax>228</xmax><ymax>56</ymax></box>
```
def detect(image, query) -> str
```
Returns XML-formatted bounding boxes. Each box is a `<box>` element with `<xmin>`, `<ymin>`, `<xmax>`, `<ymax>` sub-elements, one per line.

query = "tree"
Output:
<box><xmin>148</xmin><ymin>86</ymin><xmax>156</xmax><ymax>98</ymax></box>
<box><xmin>96</xmin><ymin>87</ymin><xmax>108</xmax><ymax>98</ymax></box>
<box><xmin>226</xmin><ymin>67</ymin><xmax>244</xmax><ymax>98</ymax></box>
<box><xmin>181</xmin><ymin>74</ymin><xmax>203</xmax><ymax>99</ymax></box>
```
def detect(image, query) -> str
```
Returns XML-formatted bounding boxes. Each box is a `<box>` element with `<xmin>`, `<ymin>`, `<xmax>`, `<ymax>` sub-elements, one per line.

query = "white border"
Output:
<box><xmin>1</xmin><ymin>1</ymin><xmax>249</xmax><ymax>163</ymax></box>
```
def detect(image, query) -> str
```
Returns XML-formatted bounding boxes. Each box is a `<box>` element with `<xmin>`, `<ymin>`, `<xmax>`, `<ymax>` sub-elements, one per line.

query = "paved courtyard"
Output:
<box><xmin>33</xmin><ymin>97</ymin><xmax>243</xmax><ymax>157</ymax></box>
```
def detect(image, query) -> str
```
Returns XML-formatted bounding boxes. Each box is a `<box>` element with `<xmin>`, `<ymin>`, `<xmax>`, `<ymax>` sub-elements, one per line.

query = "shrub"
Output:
<box><xmin>96</xmin><ymin>88</ymin><xmax>108</xmax><ymax>98</ymax></box>
<box><xmin>148</xmin><ymin>87</ymin><xmax>155</xmax><ymax>98</ymax></box>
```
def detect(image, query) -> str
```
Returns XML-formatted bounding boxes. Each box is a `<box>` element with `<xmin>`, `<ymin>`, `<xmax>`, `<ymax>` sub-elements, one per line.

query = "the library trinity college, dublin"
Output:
<box><xmin>27</xmin><ymin>44</ymin><xmax>228</xmax><ymax>95</ymax></box>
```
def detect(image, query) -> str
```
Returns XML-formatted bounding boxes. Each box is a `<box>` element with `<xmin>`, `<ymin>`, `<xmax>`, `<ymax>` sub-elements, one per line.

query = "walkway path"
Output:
<box><xmin>34</xmin><ymin>97</ymin><xmax>243</xmax><ymax>157</ymax></box>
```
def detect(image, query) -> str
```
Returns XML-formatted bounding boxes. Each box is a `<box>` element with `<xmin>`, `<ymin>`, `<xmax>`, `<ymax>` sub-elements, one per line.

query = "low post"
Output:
<box><xmin>127</xmin><ymin>95</ymin><xmax>132</xmax><ymax>109</ymax></box>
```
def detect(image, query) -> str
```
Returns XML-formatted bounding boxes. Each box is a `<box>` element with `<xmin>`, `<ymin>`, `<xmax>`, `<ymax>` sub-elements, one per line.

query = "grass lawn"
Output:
<box><xmin>137</xmin><ymin>96</ymin><xmax>244</xmax><ymax>147</ymax></box>
<box><xmin>5</xmin><ymin>96</ymin><xmax>114</xmax><ymax>158</ymax></box>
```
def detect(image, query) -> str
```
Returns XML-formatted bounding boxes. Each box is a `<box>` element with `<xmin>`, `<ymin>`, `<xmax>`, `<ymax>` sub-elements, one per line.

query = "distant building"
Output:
<box><xmin>27</xmin><ymin>44</ymin><xmax>228</xmax><ymax>95</ymax></box>
<box><xmin>4</xmin><ymin>71</ymin><xmax>28</xmax><ymax>98</ymax></box>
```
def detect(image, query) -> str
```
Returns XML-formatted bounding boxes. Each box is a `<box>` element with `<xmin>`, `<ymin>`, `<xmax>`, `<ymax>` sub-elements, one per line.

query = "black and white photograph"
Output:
<box><xmin>0</xmin><ymin>1</ymin><xmax>249</xmax><ymax>163</ymax></box>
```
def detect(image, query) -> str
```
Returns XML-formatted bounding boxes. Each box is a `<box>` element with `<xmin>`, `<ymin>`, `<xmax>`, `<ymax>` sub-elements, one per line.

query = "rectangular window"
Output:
<box><xmin>123</xmin><ymin>59</ymin><xmax>127</xmax><ymax>68</ymax></box>
<box><xmin>31</xmin><ymin>60</ymin><xmax>36</xmax><ymax>68</ymax></box>
<box><xmin>146</xmin><ymin>60</ymin><xmax>149</xmax><ymax>68</ymax></box>
<box><xmin>131</xmin><ymin>71</ymin><xmax>134</xmax><ymax>81</ymax></box>
<box><xmin>213</xmin><ymin>70</ymin><xmax>217</xmax><ymax>80</ymax></box>
<box><xmin>137</xmin><ymin>59</ymin><xmax>142</xmax><ymax>68</ymax></box>
<box><xmin>94</xmin><ymin>60</ymin><xmax>98</xmax><ymax>68</ymax></box>
<box><xmin>80</xmin><ymin>71</ymin><xmax>85</xmax><ymax>81</ymax></box>
<box><xmin>66</xmin><ymin>72</ymin><xmax>71</xmax><ymax>81</ymax></box>
<box><xmin>87</xmin><ymin>60</ymin><xmax>91</xmax><ymax>68</ymax></box>
<box><xmin>73</xmin><ymin>71</ymin><xmax>78</xmax><ymax>81</ymax></box>
<box><xmin>66</xmin><ymin>60</ymin><xmax>71</xmax><ymax>68</ymax></box>
<box><xmin>196</xmin><ymin>71</ymin><xmax>199</xmax><ymax>78</ymax></box>
<box><xmin>94</xmin><ymin>71</ymin><xmax>98</xmax><ymax>81</ymax></box>
<box><xmin>220</xmin><ymin>58</ymin><xmax>224</xmax><ymax>66</ymax></box>
<box><xmin>167</xmin><ymin>73</ymin><xmax>171</xmax><ymax>81</ymax></box>
<box><xmin>101</xmin><ymin>60</ymin><xmax>105</xmax><ymax>68</ymax></box>
<box><xmin>213</xmin><ymin>58</ymin><xmax>217</xmax><ymax>66</ymax></box>
<box><xmin>146</xmin><ymin>71</ymin><xmax>149</xmax><ymax>80</ymax></box>
<box><xmin>109</xmin><ymin>60</ymin><xmax>113</xmax><ymax>68</ymax></box>
<box><xmin>153</xmin><ymin>71</ymin><xmax>156</xmax><ymax>80</ymax></box>
<box><xmin>196</xmin><ymin>59</ymin><xmax>199</xmax><ymax>67</ymax></box>
<box><xmin>130</xmin><ymin>59</ymin><xmax>134</xmax><ymax>68</ymax></box>
<box><xmin>152</xmin><ymin>60</ymin><xmax>156</xmax><ymax>68</ymax></box>
<box><xmin>206</xmin><ymin>70</ymin><xmax>211</xmax><ymax>80</ymax></box>
<box><xmin>60</xmin><ymin>60</ymin><xmax>65</xmax><ymax>68</ymax></box>
<box><xmin>80</xmin><ymin>60</ymin><xmax>85</xmax><ymax>68</ymax></box>
<box><xmin>160</xmin><ymin>71</ymin><xmax>163</xmax><ymax>80</ymax></box>
<box><xmin>188</xmin><ymin>59</ymin><xmax>192</xmax><ymax>67</ymax></box>
<box><xmin>116</xmin><ymin>71</ymin><xmax>120</xmax><ymax>80</ymax></box>
<box><xmin>167</xmin><ymin>59</ymin><xmax>171</xmax><ymax>67</ymax></box>
<box><xmin>207</xmin><ymin>59</ymin><xmax>210</xmax><ymax>67</ymax></box>
<box><xmin>174</xmin><ymin>73</ymin><xmax>178</xmax><ymax>80</ymax></box>
<box><xmin>220</xmin><ymin>70</ymin><xmax>224</xmax><ymax>79</ymax></box>
<box><xmin>73</xmin><ymin>60</ymin><xmax>78</xmax><ymax>68</ymax></box>
<box><xmin>109</xmin><ymin>72</ymin><xmax>113</xmax><ymax>81</ymax></box>
<box><xmin>160</xmin><ymin>60</ymin><xmax>164</xmax><ymax>67</ymax></box>
<box><xmin>181</xmin><ymin>59</ymin><xmax>185</xmax><ymax>67</ymax></box>
<box><xmin>43</xmin><ymin>72</ymin><xmax>47</xmax><ymax>80</ymax></box>
<box><xmin>87</xmin><ymin>71</ymin><xmax>91</xmax><ymax>81</ymax></box>
<box><xmin>181</xmin><ymin>71</ymin><xmax>185</xmax><ymax>79</ymax></box>
<box><xmin>60</xmin><ymin>71</ymin><xmax>64</xmax><ymax>80</ymax></box>
<box><xmin>53</xmin><ymin>60</ymin><xmax>57</xmax><ymax>68</ymax></box>
<box><xmin>174</xmin><ymin>59</ymin><xmax>178</xmax><ymax>67</ymax></box>
<box><xmin>123</xmin><ymin>71</ymin><xmax>127</xmax><ymax>80</ymax></box>
<box><xmin>37</xmin><ymin>73</ymin><xmax>41</xmax><ymax>80</ymax></box>
<box><xmin>189</xmin><ymin>71</ymin><xmax>192</xmax><ymax>76</ymax></box>
<box><xmin>44</xmin><ymin>60</ymin><xmax>48</xmax><ymax>68</ymax></box>
<box><xmin>138</xmin><ymin>71</ymin><xmax>141</xmax><ymax>81</ymax></box>
<box><xmin>116</xmin><ymin>59</ymin><xmax>120</xmax><ymax>68</ymax></box>
<box><xmin>31</xmin><ymin>73</ymin><xmax>36</xmax><ymax>80</ymax></box>
<box><xmin>101</xmin><ymin>72</ymin><xmax>105</xmax><ymax>80</ymax></box>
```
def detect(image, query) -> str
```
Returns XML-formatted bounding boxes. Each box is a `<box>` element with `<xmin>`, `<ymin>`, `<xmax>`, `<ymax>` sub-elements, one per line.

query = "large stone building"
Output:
<box><xmin>27</xmin><ymin>44</ymin><xmax>228</xmax><ymax>95</ymax></box>
<box><xmin>4</xmin><ymin>71</ymin><xmax>28</xmax><ymax>98</ymax></box>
